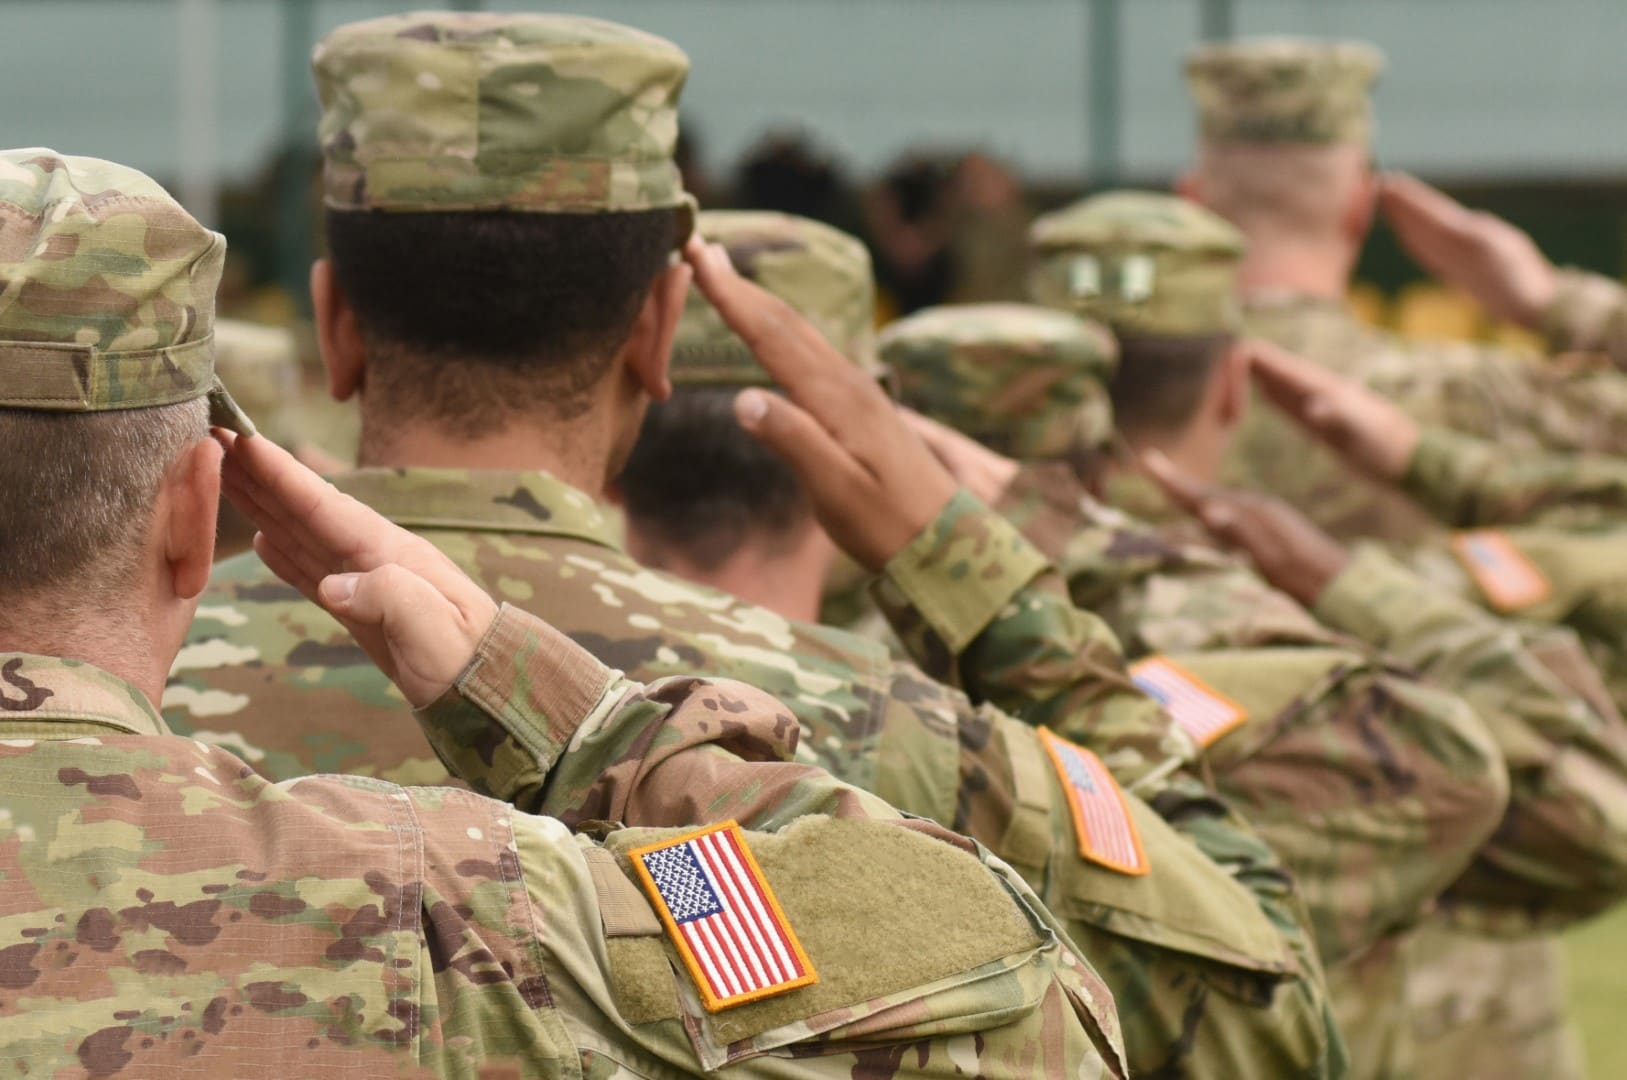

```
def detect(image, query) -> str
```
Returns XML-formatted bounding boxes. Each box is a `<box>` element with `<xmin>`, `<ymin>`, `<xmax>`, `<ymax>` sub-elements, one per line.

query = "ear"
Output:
<box><xmin>163</xmin><ymin>436</ymin><xmax>223</xmax><ymax>601</ymax></box>
<box><xmin>1215</xmin><ymin>339</ymin><xmax>1253</xmax><ymax>428</ymax></box>
<box><xmin>1343</xmin><ymin>163</ymin><xmax>1379</xmax><ymax>245</ymax></box>
<box><xmin>621</xmin><ymin>262</ymin><xmax>692</xmax><ymax>404</ymax></box>
<box><xmin>311</xmin><ymin>257</ymin><xmax>367</xmax><ymax>403</ymax></box>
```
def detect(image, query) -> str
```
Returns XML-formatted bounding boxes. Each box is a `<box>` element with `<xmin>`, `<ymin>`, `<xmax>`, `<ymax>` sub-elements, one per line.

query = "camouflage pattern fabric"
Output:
<box><xmin>1545</xmin><ymin>266</ymin><xmax>1627</xmax><ymax>372</ymax></box>
<box><xmin>1027</xmin><ymin>191</ymin><xmax>1245</xmax><ymax>336</ymax></box>
<box><xmin>1185</xmin><ymin>37</ymin><xmax>1384</xmax><ymax>146</ymax></box>
<box><xmin>672</xmin><ymin>210</ymin><xmax>882</xmax><ymax>386</ymax></box>
<box><xmin>2</xmin><ymin>621</ymin><xmax>1124</xmax><ymax>1078</ymax></box>
<box><xmin>881</xmin><ymin>303</ymin><xmax>1118</xmax><ymax>460</ymax></box>
<box><xmin>169</xmin><ymin>470</ymin><xmax>1343</xmax><ymax>1078</ymax></box>
<box><xmin>314</xmin><ymin>12</ymin><xmax>695</xmax><ymax>226</ymax></box>
<box><xmin>1225</xmin><ymin>295</ymin><xmax>1627</xmax><ymax>545</ymax></box>
<box><xmin>0</xmin><ymin>149</ymin><xmax>249</xmax><ymax>432</ymax></box>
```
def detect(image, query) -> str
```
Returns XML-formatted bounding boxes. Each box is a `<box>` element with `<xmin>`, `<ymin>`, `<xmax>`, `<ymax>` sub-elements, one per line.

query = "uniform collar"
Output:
<box><xmin>333</xmin><ymin>467</ymin><xmax>624</xmax><ymax>551</ymax></box>
<box><xmin>0</xmin><ymin>653</ymin><xmax>169</xmax><ymax>738</ymax></box>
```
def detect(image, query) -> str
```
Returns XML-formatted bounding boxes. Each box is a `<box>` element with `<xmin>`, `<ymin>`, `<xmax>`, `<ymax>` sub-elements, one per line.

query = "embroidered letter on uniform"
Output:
<box><xmin>1451</xmin><ymin>530</ymin><xmax>1552</xmax><ymax>612</ymax></box>
<box><xmin>628</xmin><ymin>820</ymin><xmax>817</xmax><ymax>1012</ymax></box>
<box><xmin>1130</xmin><ymin>656</ymin><xmax>1247</xmax><ymax>748</ymax></box>
<box><xmin>1038</xmin><ymin>729</ymin><xmax>1149</xmax><ymax>876</ymax></box>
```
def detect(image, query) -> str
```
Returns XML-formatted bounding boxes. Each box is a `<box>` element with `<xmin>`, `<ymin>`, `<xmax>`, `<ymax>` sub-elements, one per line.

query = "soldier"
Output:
<box><xmin>1054</xmin><ymin>37</ymin><xmax>1627</xmax><ymax>545</ymax></box>
<box><xmin>1003</xmin><ymin>188</ymin><xmax>1627</xmax><ymax>1078</ymax></box>
<box><xmin>166</xmin><ymin>13</ymin><xmax>1343</xmax><ymax>1075</ymax></box>
<box><xmin>0</xmin><ymin>147</ymin><xmax>1127</xmax><ymax>1078</ymax></box>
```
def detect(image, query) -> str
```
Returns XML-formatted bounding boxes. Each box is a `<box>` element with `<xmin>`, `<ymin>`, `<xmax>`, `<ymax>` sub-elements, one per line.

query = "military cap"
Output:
<box><xmin>314</xmin><ymin>12</ymin><xmax>695</xmax><ymax>233</ymax></box>
<box><xmin>1028</xmin><ymin>191</ymin><xmax>1244</xmax><ymax>337</ymax></box>
<box><xmin>213</xmin><ymin>320</ymin><xmax>298</xmax><ymax>413</ymax></box>
<box><xmin>0</xmin><ymin>149</ymin><xmax>251</xmax><ymax>432</ymax></box>
<box><xmin>1186</xmin><ymin>37</ymin><xmax>1384</xmax><ymax>146</ymax></box>
<box><xmin>879</xmin><ymin>303</ymin><xmax>1118</xmax><ymax>460</ymax></box>
<box><xmin>671</xmin><ymin>210</ymin><xmax>880</xmax><ymax>386</ymax></box>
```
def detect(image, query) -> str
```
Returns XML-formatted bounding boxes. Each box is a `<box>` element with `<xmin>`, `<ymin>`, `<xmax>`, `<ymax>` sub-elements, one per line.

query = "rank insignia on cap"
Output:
<box><xmin>628</xmin><ymin>820</ymin><xmax>817</xmax><ymax>1012</ymax></box>
<box><xmin>1130</xmin><ymin>657</ymin><xmax>1248</xmax><ymax>748</ymax></box>
<box><xmin>1038</xmin><ymin>729</ymin><xmax>1149</xmax><ymax>876</ymax></box>
<box><xmin>1451</xmin><ymin>530</ymin><xmax>1552</xmax><ymax>612</ymax></box>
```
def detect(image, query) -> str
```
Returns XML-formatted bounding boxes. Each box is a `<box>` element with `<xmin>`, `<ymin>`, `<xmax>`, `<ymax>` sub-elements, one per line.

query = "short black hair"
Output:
<box><xmin>326</xmin><ymin>207</ymin><xmax>680</xmax><ymax>435</ymax></box>
<box><xmin>619</xmin><ymin>387</ymin><xmax>811</xmax><ymax>571</ymax></box>
<box><xmin>1110</xmin><ymin>331</ymin><xmax>1235</xmax><ymax>437</ymax></box>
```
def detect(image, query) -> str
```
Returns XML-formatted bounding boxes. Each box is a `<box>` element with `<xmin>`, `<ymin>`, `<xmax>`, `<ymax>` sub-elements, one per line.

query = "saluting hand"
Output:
<box><xmin>1381</xmin><ymin>173</ymin><xmax>1558</xmax><ymax>330</ymax></box>
<box><xmin>1249</xmin><ymin>341</ymin><xmax>1421</xmax><ymax>483</ymax></box>
<box><xmin>683</xmin><ymin>237</ymin><xmax>959</xmax><ymax>570</ymax></box>
<box><xmin>1141</xmin><ymin>451</ymin><xmax>1351</xmax><ymax>607</ymax></box>
<box><xmin>216</xmin><ymin>430</ymin><xmax>498</xmax><ymax>707</ymax></box>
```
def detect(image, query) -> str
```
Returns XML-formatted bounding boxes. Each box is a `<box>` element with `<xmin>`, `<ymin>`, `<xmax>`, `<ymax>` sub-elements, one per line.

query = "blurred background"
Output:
<box><xmin>5</xmin><ymin>0</ymin><xmax>1627</xmax><ymax>1068</ymax></box>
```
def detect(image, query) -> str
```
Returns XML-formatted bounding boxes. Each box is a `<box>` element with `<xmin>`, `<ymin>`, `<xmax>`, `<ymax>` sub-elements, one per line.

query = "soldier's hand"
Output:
<box><xmin>217</xmin><ymin>430</ymin><xmax>498</xmax><ymax>707</ymax></box>
<box><xmin>1142</xmin><ymin>451</ymin><xmax>1351</xmax><ymax>606</ymax></box>
<box><xmin>1250</xmin><ymin>341</ymin><xmax>1420</xmax><ymax>482</ymax></box>
<box><xmin>1381</xmin><ymin>173</ymin><xmax>1558</xmax><ymax>329</ymax></box>
<box><xmin>898</xmin><ymin>408</ymin><xmax>1020</xmax><ymax>507</ymax></box>
<box><xmin>685</xmin><ymin>237</ymin><xmax>958</xmax><ymax>570</ymax></box>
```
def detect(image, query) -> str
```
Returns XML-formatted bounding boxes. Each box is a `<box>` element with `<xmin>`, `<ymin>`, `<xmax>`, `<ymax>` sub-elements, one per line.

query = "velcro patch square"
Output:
<box><xmin>1038</xmin><ymin>729</ymin><xmax>1149</xmax><ymax>876</ymax></box>
<box><xmin>1130</xmin><ymin>657</ymin><xmax>1247</xmax><ymax>748</ymax></box>
<box><xmin>628</xmin><ymin>821</ymin><xmax>817</xmax><ymax>1012</ymax></box>
<box><xmin>1452</xmin><ymin>530</ymin><xmax>1552</xmax><ymax>612</ymax></box>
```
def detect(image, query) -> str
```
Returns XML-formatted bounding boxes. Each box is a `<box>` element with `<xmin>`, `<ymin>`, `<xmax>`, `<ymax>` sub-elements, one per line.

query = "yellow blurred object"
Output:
<box><xmin>1346</xmin><ymin>282</ymin><xmax>1390</xmax><ymax>328</ymax></box>
<box><xmin>1489</xmin><ymin>322</ymin><xmax>1545</xmax><ymax>358</ymax></box>
<box><xmin>1394</xmin><ymin>283</ymin><xmax>1481</xmax><ymax>342</ymax></box>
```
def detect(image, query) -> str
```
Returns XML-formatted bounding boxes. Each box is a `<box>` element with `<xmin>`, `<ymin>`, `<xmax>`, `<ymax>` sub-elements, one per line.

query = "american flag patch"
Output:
<box><xmin>1130</xmin><ymin>656</ymin><xmax>1248</xmax><ymax>748</ymax></box>
<box><xmin>1452</xmin><ymin>530</ymin><xmax>1552</xmax><ymax>612</ymax></box>
<box><xmin>628</xmin><ymin>821</ymin><xmax>817</xmax><ymax>1012</ymax></box>
<box><xmin>1038</xmin><ymin>729</ymin><xmax>1149</xmax><ymax>876</ymax></box>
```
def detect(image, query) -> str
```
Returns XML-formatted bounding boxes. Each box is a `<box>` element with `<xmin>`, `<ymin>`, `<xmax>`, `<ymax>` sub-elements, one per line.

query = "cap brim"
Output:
<box><xmin>207</xmin><ymin>376</ymin><xmax>258</xmax><ymax>437</ymax></box>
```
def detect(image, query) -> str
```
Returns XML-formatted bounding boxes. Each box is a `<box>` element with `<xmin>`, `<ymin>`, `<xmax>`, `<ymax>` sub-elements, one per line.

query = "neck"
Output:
<box><xmin>629</xmin><ymin>528</ymin><xmax>834</xmax><ymax>624</ymax></box>
<box><xmin>1234</xmin><ymin>237</ymin><xmax>1351</xmax><ymax>303</ymax></box>
<box><xmin>0</xmin><ymin>603</ymin><xmax>170</xmax><ymax>708</ymax></box>
<box><xmin>359</xmin><ymin>408</ymin><xmax>620</xmax><ymax>500</ymax></box>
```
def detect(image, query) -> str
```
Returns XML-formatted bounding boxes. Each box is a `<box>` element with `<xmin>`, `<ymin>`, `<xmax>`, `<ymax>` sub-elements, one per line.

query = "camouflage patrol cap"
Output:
<box><xmin>314</xmin><ymin>11</ymin><xmax>695</xmax><ymax>235</ymax></box>
<box><xmin>879</xmin><ymin>303</ymin><xmax>1118</xmax><ymax>460</ymax></box>
<box><xmin>1028</xmin><ymin>191</ymin><xmax>1244</xmax><ymax>337</ymax></box>
<box><xmin>212</xmin><ymin>319</ymin><xmax>299</xmax><ymax>434</ymax></box>
<box><xmin>1186</xmin><ymin>38</ymin><xmax>1384</xmax><ymax>146</ymax></box>
<box><xmin>0</xmin><ymin>149</ymin><xmax>251</xmax><ymax>432</ymax></box>
<box><xmin>671</xmin><ymin>210</ymin><xmax>880</xmax><ymax>386</ymax></box>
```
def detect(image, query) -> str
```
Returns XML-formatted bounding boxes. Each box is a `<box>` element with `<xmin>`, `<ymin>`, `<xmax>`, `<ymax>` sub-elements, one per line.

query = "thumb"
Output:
<box><xmin>317</xmin><ymin>565</ymin><xmax>485</xmax><ymax>707</ymax></box>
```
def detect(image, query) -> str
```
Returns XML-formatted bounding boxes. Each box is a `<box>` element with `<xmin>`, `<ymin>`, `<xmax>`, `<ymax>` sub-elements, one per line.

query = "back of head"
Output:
<box><xmin>1184</xmin><ymin>38</ymin><xmax>1382</xmax><ymax>243</ymax></box>
<box><xmin>313</xmin><ymin>12</ymin><xmax>695</xmax><ymax>440</ymax></box>
<box><xmin>0</xmin><ymin>149</ymin><xmax>244</xmax><ymax>622</ymax></box>
<box><xmin>880</xmin><ymin>303</ymin><xmax>1118</xmax><ymax>466</ymax></box>
<box><xmin>620</xmin><ymin>210</ymin><xmax>877</xmax><ymax>569</ymax></box>
<box><xmin>1028</xmin><ymin>190</ymin><xmax>1243</xmax><ymax>438</ymax></box>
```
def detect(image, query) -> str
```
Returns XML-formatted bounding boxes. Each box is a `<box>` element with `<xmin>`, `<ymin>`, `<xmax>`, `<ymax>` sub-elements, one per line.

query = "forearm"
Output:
<box><xmin>1402</xmin><ymin>426</ymin><xmax>1627</xmax><ymax>528</ymax></box>
<box><xmin>1319</xmin><ymin>547</ymin><xmax>1627</xmax><ymax>925</ymax></box>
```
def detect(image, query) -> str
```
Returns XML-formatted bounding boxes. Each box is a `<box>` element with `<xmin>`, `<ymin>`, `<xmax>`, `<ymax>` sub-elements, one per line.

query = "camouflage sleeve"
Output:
<box><xmin>870</xmin><ymin>496</ymin><xmax>1328</xmax><ymax>1001</ymax></box>
<box><xmin>1544</xmin><ymin>267</ymin><xmax>1627</xmax><ymax>370</ymax></box>
<box><xmin>1317</xmin><ymin>544</ymin><xmax>1627</xmax><ymax>932</ymax></box>
<box><xmin>415</xmin><ymin>603</ymin><xmax>920</xmax><ymax>832</ymax></box>
<box><xmin>1402</xmin><ymin>425</ymin><xmax>1627</xmax><ymax>528</ymax></box>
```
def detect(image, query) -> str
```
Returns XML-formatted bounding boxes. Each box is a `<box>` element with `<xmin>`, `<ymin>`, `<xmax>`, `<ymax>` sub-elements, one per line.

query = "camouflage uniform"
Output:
<box><xmin>173</xmin><ymin>94</ymin><xmax>1342</xmax><ymax>1066</ymax></box>
<box><xmin>0</xmin><ymin>147</ymin><xmax>1130</xmax><ymax>1077</ymax></box>
<box><xmin>1023</xmin><ymin>182</ymin><xmax>1627</xmax><ymax>1075</ymax></box>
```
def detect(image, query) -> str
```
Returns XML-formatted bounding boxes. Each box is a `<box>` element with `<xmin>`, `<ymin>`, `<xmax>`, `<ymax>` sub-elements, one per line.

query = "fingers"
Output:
<box><xmin>1247</xmin><ymin>341</ymin><xmax>1338</xmax><ymax>421</ymax></box>
<box><xmin>734</xmin><ymin>388</ymin><xmax>872</xmax><ymax>495</ymax></box>
<box><xmin>684</xmin><ymin>239</ymin><xmax>891</xmax><ymax>445</ymax></box>
<box><xmin>1140</xmin><ymin>451</ymin><xmax>1241</xmax><ymax>538</ymax></box>
<box><xmin>1380</xmin><ymin>173</ymin><xmax>1473</xmax><ymax>266</ymax></box>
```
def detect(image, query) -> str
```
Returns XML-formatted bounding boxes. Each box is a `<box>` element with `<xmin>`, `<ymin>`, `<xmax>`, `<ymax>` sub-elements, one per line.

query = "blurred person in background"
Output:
<box><xmin>1177</xmin><ymin>38</ymin><xmax>1627</xmax><ymax>550</ymax></box>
